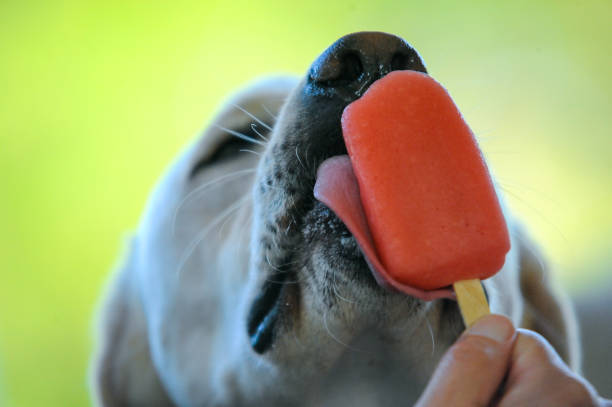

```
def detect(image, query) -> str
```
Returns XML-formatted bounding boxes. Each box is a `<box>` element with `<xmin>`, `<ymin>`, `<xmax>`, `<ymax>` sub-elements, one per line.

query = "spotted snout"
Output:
<box><xmin>247</xmin><ymin>32</ymin><xmax>430</xmax><ymax>354</ymax></box>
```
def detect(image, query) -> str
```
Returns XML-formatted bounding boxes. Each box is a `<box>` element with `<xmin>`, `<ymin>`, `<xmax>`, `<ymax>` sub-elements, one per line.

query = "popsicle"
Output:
<box><xmin>314</xmin><ymin>70</ymin><xmax>510</xmax><ymax>327</ymax></box>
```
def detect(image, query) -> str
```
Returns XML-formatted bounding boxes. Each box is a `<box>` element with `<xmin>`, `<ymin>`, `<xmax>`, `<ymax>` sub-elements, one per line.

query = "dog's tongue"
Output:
<box><xmin>314</xmin><ymin>155</ymin><xmax>455</xmax><ymax>301</ymax></box>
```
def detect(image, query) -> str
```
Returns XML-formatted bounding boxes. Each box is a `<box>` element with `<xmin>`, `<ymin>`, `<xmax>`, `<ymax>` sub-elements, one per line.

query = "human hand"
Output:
<box><xmin>415</xmin><ymin>314</ymin><xmax>610</xmax><ymax>407</ymax></box>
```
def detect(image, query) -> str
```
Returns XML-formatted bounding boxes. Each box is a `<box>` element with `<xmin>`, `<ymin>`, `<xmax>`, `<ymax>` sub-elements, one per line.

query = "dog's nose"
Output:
<box><xmin>309</xmin><ymin>32</ymin><xmax>427</xmax><ymax>100</ymax></box>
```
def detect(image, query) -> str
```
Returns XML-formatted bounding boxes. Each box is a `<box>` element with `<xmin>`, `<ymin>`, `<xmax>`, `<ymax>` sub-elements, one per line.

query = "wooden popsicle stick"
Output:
<box><xmin>453</xmin><ymin>279</ymin><xmax>490</xmax><ymax>328</ymax></box>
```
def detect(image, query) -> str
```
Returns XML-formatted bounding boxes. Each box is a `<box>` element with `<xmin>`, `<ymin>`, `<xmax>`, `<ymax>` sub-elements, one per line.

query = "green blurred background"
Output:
<box><xmin>1</xmin><ymin>0</ymin><xmax>610</xmax><ymax>405</ymax></box>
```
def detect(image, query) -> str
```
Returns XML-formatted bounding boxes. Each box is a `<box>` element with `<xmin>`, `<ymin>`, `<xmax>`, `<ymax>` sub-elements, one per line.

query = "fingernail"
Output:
<box><xmin>467</xmin><ymin>315</ymin><xmax>515</xmax><ymax>343</ymax></box>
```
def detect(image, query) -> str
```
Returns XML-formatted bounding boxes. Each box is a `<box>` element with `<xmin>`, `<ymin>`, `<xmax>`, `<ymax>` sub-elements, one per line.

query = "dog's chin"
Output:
<box><xmin>247</xmin><ymin>197</ymin><xmax>413</xmax><ymax>355</ymax></box>
<box><xmin>301</xmin><ymin>201</ymin><xmax>381</xmax><ymax>290</ymax></box>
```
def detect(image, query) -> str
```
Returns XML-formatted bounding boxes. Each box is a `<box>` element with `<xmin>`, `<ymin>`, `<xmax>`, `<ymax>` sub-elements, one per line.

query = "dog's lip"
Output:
<box><xmin>314</xmin><ymin>155</ymin><xmax>455</xmax><ymax>301</ymax></box>
<box><xmin>246</xmin><ymin>271</ymin><xmax>288</xmax><ymax>354</ymax></box>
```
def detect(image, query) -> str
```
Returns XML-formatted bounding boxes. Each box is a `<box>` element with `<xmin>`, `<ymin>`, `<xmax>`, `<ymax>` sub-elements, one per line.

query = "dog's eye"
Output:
<box><xmin>190</xmin><ymin>127</ymin><xmax>265</xmax><ymax>178</ymax></box>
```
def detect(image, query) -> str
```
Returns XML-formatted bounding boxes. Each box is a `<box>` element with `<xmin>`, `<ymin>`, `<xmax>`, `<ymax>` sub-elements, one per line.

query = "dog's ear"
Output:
<box><xmin>188</xmin><ymin>76</ymin><xmax>298</xmax><ymax>175</ymax></box>
<box><xmin>91</xmin><ymin>238</ymin><xmax>174</xmax><ymax>406</ymax></box>
<box><xmin>516</xmin><ymin>227</ymin><xmax>580</xmax><ymax>371</ymax></box>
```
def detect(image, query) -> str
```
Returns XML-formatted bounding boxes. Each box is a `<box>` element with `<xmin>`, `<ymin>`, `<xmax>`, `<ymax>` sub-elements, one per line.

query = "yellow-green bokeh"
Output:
<box><xmin>1</xmin><ymin>1</ymin><xmax>610</xmax><ymax>405</ymax></box>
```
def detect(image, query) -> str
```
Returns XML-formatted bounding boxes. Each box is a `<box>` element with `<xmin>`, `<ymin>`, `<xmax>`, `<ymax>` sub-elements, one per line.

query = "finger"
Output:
<box><xmin>498</xmin><ymin>329</ymin><xmax>601</xmax><ymax>407</ymax></box>
<box><xmin>415</xmin><ymin>314</ymin><xmax>516</xmax><ymax>407</ymax></box>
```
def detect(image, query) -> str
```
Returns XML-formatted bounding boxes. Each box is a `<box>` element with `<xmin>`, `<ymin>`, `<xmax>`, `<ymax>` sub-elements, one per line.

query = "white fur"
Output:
<box><xmin>91</xmin><ymin>75</ymin><xmax>573</xmax><ymax>406</ymax></box>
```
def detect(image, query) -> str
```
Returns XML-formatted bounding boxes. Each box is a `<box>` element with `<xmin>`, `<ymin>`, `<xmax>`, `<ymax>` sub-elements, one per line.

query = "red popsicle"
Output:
<box><xmin>314</xmin><ymin>70</ymin><xmax>510</xmax><ymax>321</ymax></box>
<box><xmin>342</xmin><ymin>70</ymin><xmax>510</xmax><ymax>292</ymax></box>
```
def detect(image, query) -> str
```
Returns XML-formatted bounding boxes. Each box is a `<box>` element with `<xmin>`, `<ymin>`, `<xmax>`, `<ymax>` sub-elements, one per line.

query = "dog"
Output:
<box><xmin>91</xmin><ymin>32</ymin><xmax>578</xmax><ymax>406</ymax></box>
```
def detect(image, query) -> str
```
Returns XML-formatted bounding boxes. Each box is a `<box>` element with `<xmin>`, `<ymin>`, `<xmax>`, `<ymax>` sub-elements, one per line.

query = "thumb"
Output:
<box><xmin>416</xmin><ymin>314</ymin><xmax>516</xmax><ymax>407</ymax></box>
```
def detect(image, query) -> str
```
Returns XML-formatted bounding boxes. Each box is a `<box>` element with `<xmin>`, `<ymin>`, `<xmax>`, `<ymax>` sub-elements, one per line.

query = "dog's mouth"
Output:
<box><xmin>247</xmin><ymin>32</ymin><xmax>444</xmax><ymax>354</ymax></box>
<box><xmin>246</xmin><ymin>154</ymin><xmax>455</xmax><ymax>355</ymax></box>
<box><xmin>314</xmin><ymin>155</ymin><xmax>456</xmax><ymax>301</ymax></box>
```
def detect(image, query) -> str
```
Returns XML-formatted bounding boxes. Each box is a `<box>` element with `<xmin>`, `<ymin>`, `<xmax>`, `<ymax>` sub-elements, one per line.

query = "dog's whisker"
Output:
<box><xmin>250</xmin><ymin>123</ymin><xmax>269</xmax><ymax>142</ymax></box>
<box><xmin>218</xmin><ymin>199</ymin><xmax>246</xmax><ymax>237</ymax></box>
<box><xmin>264</xmin><ymin>260</ymin><xmax>303</xmax><ymax>271</ymax></box>
<box><xmin>496</xmin><ymin>178</ymin><xmax>559</xmax><ymax>206</ymax></box>
<box><xmin>261</xmin><ymin>103</ymin><xmax>278</xmax><ymax>121</ymax></box>
<box><xmin>270</xmin><ymin>230</ymin><xmax>281</xmax><ymax>250</ymax></box>
<box><xmin>263</xmin><ymin>257</ymin><xmax>307</xmax><ymax>284</ymax></box>
<box><xmin>263</xmin><ymin>278</ymin><xmax>295</xmax><ymax>284</ymax></box>
<box><xmin>175</xmin><ymin>195</ymin><xmax>249</xmax><ymax>276</ymax></box>
<box><xmin>295</xmin><ymin>146</ymin><xmax>307</xmax><ymax>171</ymax></box>
<box><xmin>270</xmin><ymin>258</ymin><xmax>302</xmax><ymax>267</ymax></box>
<box><xmin>322</xmin><ymin>309</ymin><xmax>370</xmax><ymax>354</ymax></box>
<box><xmin>302</xmin><ymin>144</ymin><xmax>310</xmax><ymax>165</ymax></box>
<box><xmin>289</xmin><ymin>214</ymin><xmax>298</xmax><ymax>233</ymax></box>
<box><xmin>264</xmin><ymin>276</ymin><xmax>306</xmax><ymax>284</ymax></box>
<box><xmin>239</xmin><ymin>148</ymin><xmax>262</xmax><ymax>157</ymax></box>
<box><xmin>265</xmin><ymin>251</ymin><xmax>285</xmax><ymax>273</ymax></box>
<box><xmin>424</xmin><ymin>314</ymin><xmax>436</xmax><ymax>357</ymax></box>
<box><xmin>213</xmin><ymin>124</ymin><xmax>266</xmax><ymax>146</ymax></box>
<box><xmin>263</xmin><ymin>258</ymin><xmax>307</xmax><ymax>284</ymax></box>
<box><xmin>172</xmin><ymin>169</ymin><xmax>255</xmax><ymax>236</ymax></box>
<box><xmin>231</xmin><ymin>103</ymin><xmax>273</xmax><ymax>131</ymax></box>
<box><xmin>301</xmin><ymin>146</ymin><xmax>318</xmax><ymax>179</ymax></box>
<box><xmin>498</xmin><ymin>184</ymin><xmax>568</xmax><ymax>243</ymax></box>
<box><xmin>175</xmin><ymin>231</ymin><xmax>210</xmax><ymax>277</ymax></box>
<box><xmin>331</xmin><ymin>271</ymin><xmax>357</xmax><ymax>304</ymax></box>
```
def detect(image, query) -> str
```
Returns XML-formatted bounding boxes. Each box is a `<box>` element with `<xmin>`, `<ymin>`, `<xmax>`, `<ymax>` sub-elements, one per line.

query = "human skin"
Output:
<box><xmin>416</xmin><ymin>314</ymin><xmax>611</xmax><ymax>407</ymax></box>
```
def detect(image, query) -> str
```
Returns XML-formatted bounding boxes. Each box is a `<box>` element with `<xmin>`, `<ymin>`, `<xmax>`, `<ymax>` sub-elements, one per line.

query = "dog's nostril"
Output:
<box><xmin>390</xmin><ymin>52</ymin><xmax>412</xmax><ymax>72</ymax></box>
<box><xmin>311</xmin><ymin>51</ymin><xmax>364</xmax><ymax>86</ymax></box>
<box><xmin>339</xmin><ymin>52</ymin><xmax>363</xmax><ymax>83</ymax></box>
